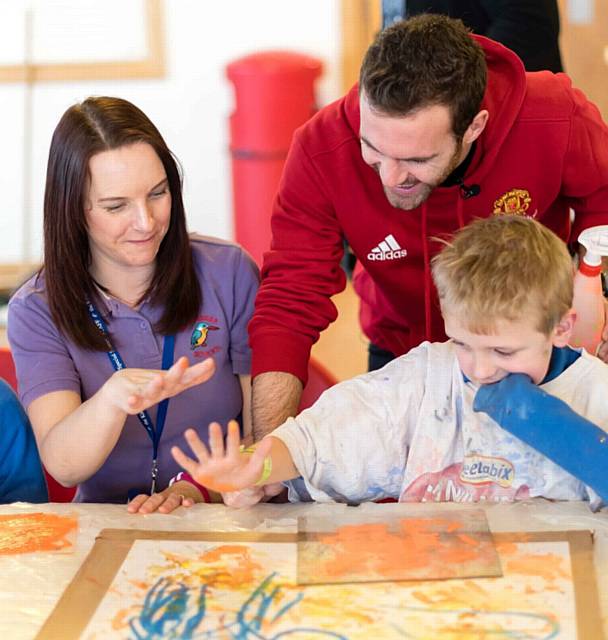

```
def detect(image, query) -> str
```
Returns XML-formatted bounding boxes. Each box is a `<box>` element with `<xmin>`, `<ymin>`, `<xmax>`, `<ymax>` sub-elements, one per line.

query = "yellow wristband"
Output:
<box><xmin>240</xmin><ymin>445</ymin><xmax>273</xmax><ymax>486</ymax></box>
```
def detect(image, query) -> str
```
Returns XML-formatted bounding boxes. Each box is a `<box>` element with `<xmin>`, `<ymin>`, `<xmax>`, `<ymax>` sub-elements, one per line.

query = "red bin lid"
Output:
<box><xmin>226</xmin><ymin>50</ymin><xmax>323</xmax><ymax>80</ymax></box>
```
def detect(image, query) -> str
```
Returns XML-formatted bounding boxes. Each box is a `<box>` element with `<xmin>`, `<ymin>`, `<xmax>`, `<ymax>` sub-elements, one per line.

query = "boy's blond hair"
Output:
<box><xmin>431</xmin><ymin>215</ymin><xmax>574</xmax><ymax>335</ymax></box>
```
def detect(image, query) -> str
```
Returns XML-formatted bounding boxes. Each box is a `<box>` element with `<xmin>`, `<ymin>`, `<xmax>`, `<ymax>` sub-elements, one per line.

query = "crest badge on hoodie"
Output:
<box><xmin>493</xmin><ymin>189</ymin><xmax>532</xmax><ymax>216</ymax></box>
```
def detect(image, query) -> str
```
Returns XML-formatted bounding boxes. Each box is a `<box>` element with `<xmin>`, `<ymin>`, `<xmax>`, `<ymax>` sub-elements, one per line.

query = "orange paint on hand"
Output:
<box><xmin>197</xmin><ymin>475</ymin><xmax>240</xmax><ymax>493</ymax></box>
<box><xmin>0</xmin><ymin>512</ymin><xmax>77</xmax><ymax>555</ymax></box>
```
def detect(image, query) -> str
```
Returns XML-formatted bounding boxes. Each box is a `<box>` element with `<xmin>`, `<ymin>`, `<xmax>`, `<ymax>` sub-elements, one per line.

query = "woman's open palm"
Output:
<box><xmin>101</xmin><ymin>356</ymin><xmax>216</xmax><ymax>414</ymax></box>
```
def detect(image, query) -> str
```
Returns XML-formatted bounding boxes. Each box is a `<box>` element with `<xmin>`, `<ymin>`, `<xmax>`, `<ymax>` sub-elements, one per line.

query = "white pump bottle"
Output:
<box><xmin>570</xmin><ymin>226</ymin><xmax>608</xmax><ymax>354</ymax></box>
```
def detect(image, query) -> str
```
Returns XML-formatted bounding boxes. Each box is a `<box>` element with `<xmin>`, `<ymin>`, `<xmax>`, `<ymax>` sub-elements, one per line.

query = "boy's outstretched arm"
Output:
<box><xmin>171</xmin><ymin>420</ymin><xmax>299</xmax><ymax>494</ymax></box>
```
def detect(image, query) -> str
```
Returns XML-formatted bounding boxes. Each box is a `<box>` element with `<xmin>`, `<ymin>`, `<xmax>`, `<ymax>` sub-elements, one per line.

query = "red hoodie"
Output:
<box><xmin>250</xmin><ymin>35</ymin><xmax>608</xmax><ymax>384</ymax></box>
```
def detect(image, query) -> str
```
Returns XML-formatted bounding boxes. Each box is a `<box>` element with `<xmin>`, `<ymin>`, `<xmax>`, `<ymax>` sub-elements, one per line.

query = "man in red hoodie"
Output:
<box><xmin>249</xmin><ymin>14</ymin><xmax>608</xmax><ymax>439</ymax></box>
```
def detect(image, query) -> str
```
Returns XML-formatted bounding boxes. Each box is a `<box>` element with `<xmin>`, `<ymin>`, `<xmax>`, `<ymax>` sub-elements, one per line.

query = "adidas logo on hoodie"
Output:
<box><xmin>367</xmin><ymin>234</ymin><xmax>408</xmax><ymax>261</ymax></box>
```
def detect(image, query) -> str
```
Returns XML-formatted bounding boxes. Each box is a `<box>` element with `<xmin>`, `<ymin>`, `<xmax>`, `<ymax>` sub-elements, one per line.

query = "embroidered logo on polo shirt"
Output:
<box><xmin>190</xmin><ymin>316</ymin><xmax>221</xmax><ymax>359</ymax></box>
<box><xmin>367</xmin><ymin>234</ymin><xmax>408</xmax><ymax>261</ymax></box>
<box><xmin>493</xmin><ymin>188</ymin><xmax>531</xmax><ymax>216</ymax></box>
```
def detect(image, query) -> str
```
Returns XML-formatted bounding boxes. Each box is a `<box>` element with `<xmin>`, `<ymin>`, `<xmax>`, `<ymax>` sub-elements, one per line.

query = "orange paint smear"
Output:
<box><xmin>502</xmin><ymin>552</ymin><xmax>569</xmax><ymax>582</ymax></box>
<box><xmin>202</xmin><ymin>544</ymin><xmax>252</xmax><ymax>563</ymax></box>
<box><xmin>197</xmin><ymin>475</ymin><xmax>239</xmax><ymax>493</ymax></box>
<box><xmin>313</xmin><ymin>517</ymin><xmax>485</xmax><ymax>580</ymax></box>
<box><xmin>412</xmin><ymin>581</ymin><xmax>492</xmax><ymax>609</ymax></box>
<box><xmin>157</xmin><ymin>545</ymin><xmax>265</xmax><ymax>590</ymax></box>
<box><xmin>0</xmin><ymin>512</ymin><xmax>77</xmax><ymax>555</ymax></box>
<box><xmin>112</xmin><ymin>608</ymin><xmax>135</xmax><ymax>631</ymax></box>
<box><xmin>457</xmin><ymin>533</ymin><xmax>480</xmax><ymax>546</ymax></box>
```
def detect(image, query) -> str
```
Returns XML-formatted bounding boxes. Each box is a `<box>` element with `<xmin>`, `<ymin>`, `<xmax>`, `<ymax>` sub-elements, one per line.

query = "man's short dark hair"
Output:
<box><xmin>360</xmin><ymin>14</ymin><xmax>487</xmax><ymax>139</ymax></box>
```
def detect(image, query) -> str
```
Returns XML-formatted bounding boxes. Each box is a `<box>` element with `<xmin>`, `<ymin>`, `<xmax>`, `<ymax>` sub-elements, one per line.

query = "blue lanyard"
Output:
<box><xmin>86</xmin><ymin>300</ymin><xmax>175</xmax><ymax>494</ymax></box>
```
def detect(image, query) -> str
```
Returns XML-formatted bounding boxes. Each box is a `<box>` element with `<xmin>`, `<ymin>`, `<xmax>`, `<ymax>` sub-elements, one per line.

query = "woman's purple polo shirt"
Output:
<box><xmin>7</xmin><ymin>235</ymin><xmax>259</xmax><ymax>503</ymax></box>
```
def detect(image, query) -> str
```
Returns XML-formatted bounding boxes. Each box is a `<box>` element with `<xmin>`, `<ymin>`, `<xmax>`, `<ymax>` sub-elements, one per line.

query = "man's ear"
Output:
<box><xmin>552</xmin><ymin>308</ymin><xmax>577</xmax><ymax>347</ymax></box>
<box><xmin>463</xmin><ymin>110</ymin><xmax>489</xmax><ymax>145</ymax></box>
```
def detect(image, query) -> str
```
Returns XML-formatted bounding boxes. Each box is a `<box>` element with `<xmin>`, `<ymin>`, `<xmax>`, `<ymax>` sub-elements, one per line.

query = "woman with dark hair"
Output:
<box><xmin>7</xmin><ymin>96</ymin><xmax>258</xmax><ymax>511</ymax></box>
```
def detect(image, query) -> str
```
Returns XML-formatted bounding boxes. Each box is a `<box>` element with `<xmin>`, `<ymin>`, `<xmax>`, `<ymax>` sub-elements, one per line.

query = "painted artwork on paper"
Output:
<box><xmin>0</xmin><ymin>512</ymin><xmax>77</xmax><ymax>555</ymax></box>
<box><xmin>81</xmin><ymin>537</ymin><xmax>578</xmax><ymax>639</ymax></box>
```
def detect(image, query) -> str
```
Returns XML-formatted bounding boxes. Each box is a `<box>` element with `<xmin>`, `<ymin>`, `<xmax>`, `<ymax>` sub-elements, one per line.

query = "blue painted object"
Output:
<box><xmin>0</xmin><ymin>379</ymin><xmax>47</xmax><ymax>503</ymax></box>
<box><xmin>473</xmin><ymin>373</ymin><xmax>608</xmax><ymax>501</ymax></box>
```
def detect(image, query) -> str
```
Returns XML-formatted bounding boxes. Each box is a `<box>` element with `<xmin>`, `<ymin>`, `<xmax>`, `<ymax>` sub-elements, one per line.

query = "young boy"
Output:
<box><xmin>171</xmin><ymin>215</ymin><xmax>608</xmax><ymax>509</ymax></box>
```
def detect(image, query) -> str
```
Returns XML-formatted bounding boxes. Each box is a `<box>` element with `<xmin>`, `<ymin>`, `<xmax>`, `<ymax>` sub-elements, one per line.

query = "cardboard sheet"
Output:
<box><xmin>35</xmin><ymin>528</ymin><xmax>602</xmax><ymax>639</ymax></box>
<box><xmin>297</xmin><ymin>509</ymin><xmax>502</xmax><ymax>584</ymax></box>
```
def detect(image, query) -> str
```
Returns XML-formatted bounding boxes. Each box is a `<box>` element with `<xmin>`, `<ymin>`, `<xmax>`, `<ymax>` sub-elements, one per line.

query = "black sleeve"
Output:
<box><xmin>478</xmin><ymin>0</ymin><xmax>563</xmax><ymax>72</ymax></box>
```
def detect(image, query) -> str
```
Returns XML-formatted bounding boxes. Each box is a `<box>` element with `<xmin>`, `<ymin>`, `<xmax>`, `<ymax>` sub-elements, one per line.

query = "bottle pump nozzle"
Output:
<box><xmin>572</xmin><ymin>226</ymin><xmax>607</xmax><ymax>354</ymax></box>
<box><xmin>578</xmin><ymin>226</ymin><xmax>608</xmax><ymax>274</ymax></box>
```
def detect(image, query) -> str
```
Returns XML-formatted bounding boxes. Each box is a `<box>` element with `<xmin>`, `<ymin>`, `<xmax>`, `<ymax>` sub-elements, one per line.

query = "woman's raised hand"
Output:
<box><xmin>171</xmin><ymin>420</ymin><xmax>272</xmax><ymax>493</ymax></box>
<box><xmin>101</xmin><ymin>356</ymin><xmax>215</xmax><ymax>414</ymax></box>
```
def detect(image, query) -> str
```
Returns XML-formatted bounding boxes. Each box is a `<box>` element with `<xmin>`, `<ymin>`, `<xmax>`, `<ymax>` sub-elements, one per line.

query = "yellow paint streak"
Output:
<box><xmin>148</xmin><ymin>545</ymin><xmax>266</xmax><ymax>592</ymax></box>
<box><xmin>296</xmin><ymin>590</ymin><xmax>376</xmax><ymax>626</ymax></box>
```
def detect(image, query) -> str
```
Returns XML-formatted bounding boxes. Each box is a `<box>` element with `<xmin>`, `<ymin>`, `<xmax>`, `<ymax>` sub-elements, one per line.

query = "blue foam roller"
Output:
<box><xmin>473</xmin><ymin>373</ymin><xmax>608</xmax><ymax>501</ymax></box>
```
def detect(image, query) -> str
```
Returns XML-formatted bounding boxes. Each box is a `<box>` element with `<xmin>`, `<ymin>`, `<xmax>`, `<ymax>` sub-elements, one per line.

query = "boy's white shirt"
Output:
<box><xmin>272</xmin><ymin>341</ymin><xmax>607</xmax><ymax>508</ymax></box>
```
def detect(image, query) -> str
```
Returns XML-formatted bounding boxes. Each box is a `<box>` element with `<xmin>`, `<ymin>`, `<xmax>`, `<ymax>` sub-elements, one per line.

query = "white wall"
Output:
<box><xmin>0</xmin><ymin>0</ymin><xmax>342</xmax><ymax>262</ymax></box>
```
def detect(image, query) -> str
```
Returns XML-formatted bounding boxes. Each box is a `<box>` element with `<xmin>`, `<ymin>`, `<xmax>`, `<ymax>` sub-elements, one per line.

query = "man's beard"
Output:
<box><xmin>384</xmin><ymin>141</ymin><xmax>464</xmax><ymax>211</ymax></box>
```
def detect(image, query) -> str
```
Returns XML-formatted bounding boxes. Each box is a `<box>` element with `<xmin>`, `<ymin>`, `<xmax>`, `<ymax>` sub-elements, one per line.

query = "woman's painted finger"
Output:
<box><xmin>182</xmin><ymin>357</ymin><xmax>216</xmax><ymax>385</ymax></box>
<box><xmin>164</xmin><ymin>357</ymin><xmax>189</xmax><ymax>386</ymax></box>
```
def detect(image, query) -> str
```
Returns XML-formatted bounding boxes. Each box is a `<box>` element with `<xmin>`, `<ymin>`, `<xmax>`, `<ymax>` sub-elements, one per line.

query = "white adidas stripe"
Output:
<box><xmin>371</xmin><ymin>234</ymin><xmax>402</xmax><ymax>253</ymax></box>
<box><xmin>385</xmin><ymin>234</ymin><xmax>401</xmax><ymax>250</ymax></box>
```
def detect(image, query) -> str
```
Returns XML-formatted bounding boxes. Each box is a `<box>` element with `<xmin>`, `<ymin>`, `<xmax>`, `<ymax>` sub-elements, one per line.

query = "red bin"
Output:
<box><xmin>226</xmin><ymin>51</ymin><xmax>323</xmax><ymax>266</ymax></box>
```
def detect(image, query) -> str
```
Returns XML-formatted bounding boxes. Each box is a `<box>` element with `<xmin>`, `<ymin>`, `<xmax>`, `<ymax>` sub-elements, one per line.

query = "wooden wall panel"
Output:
<box><xmin>558</xmin><ymin>0</ymin><xmax>608</xmax><ymax>120</ymax></box>
<box><xmin>340</xmin><ymin>0</ymin><xmax>381</xmax><ymax>93</ymax></box>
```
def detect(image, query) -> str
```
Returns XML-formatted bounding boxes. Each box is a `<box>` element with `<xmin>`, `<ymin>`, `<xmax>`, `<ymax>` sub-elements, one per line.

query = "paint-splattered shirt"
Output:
<box><xmin>273</xmin><ymin>341</ymin><xmax>607</xmax><ymax>509</ymax></box>
<box><xmin>8</xmin><ymin>235</ymin><xmax>258</xmax><ymax>503</ymax></box>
